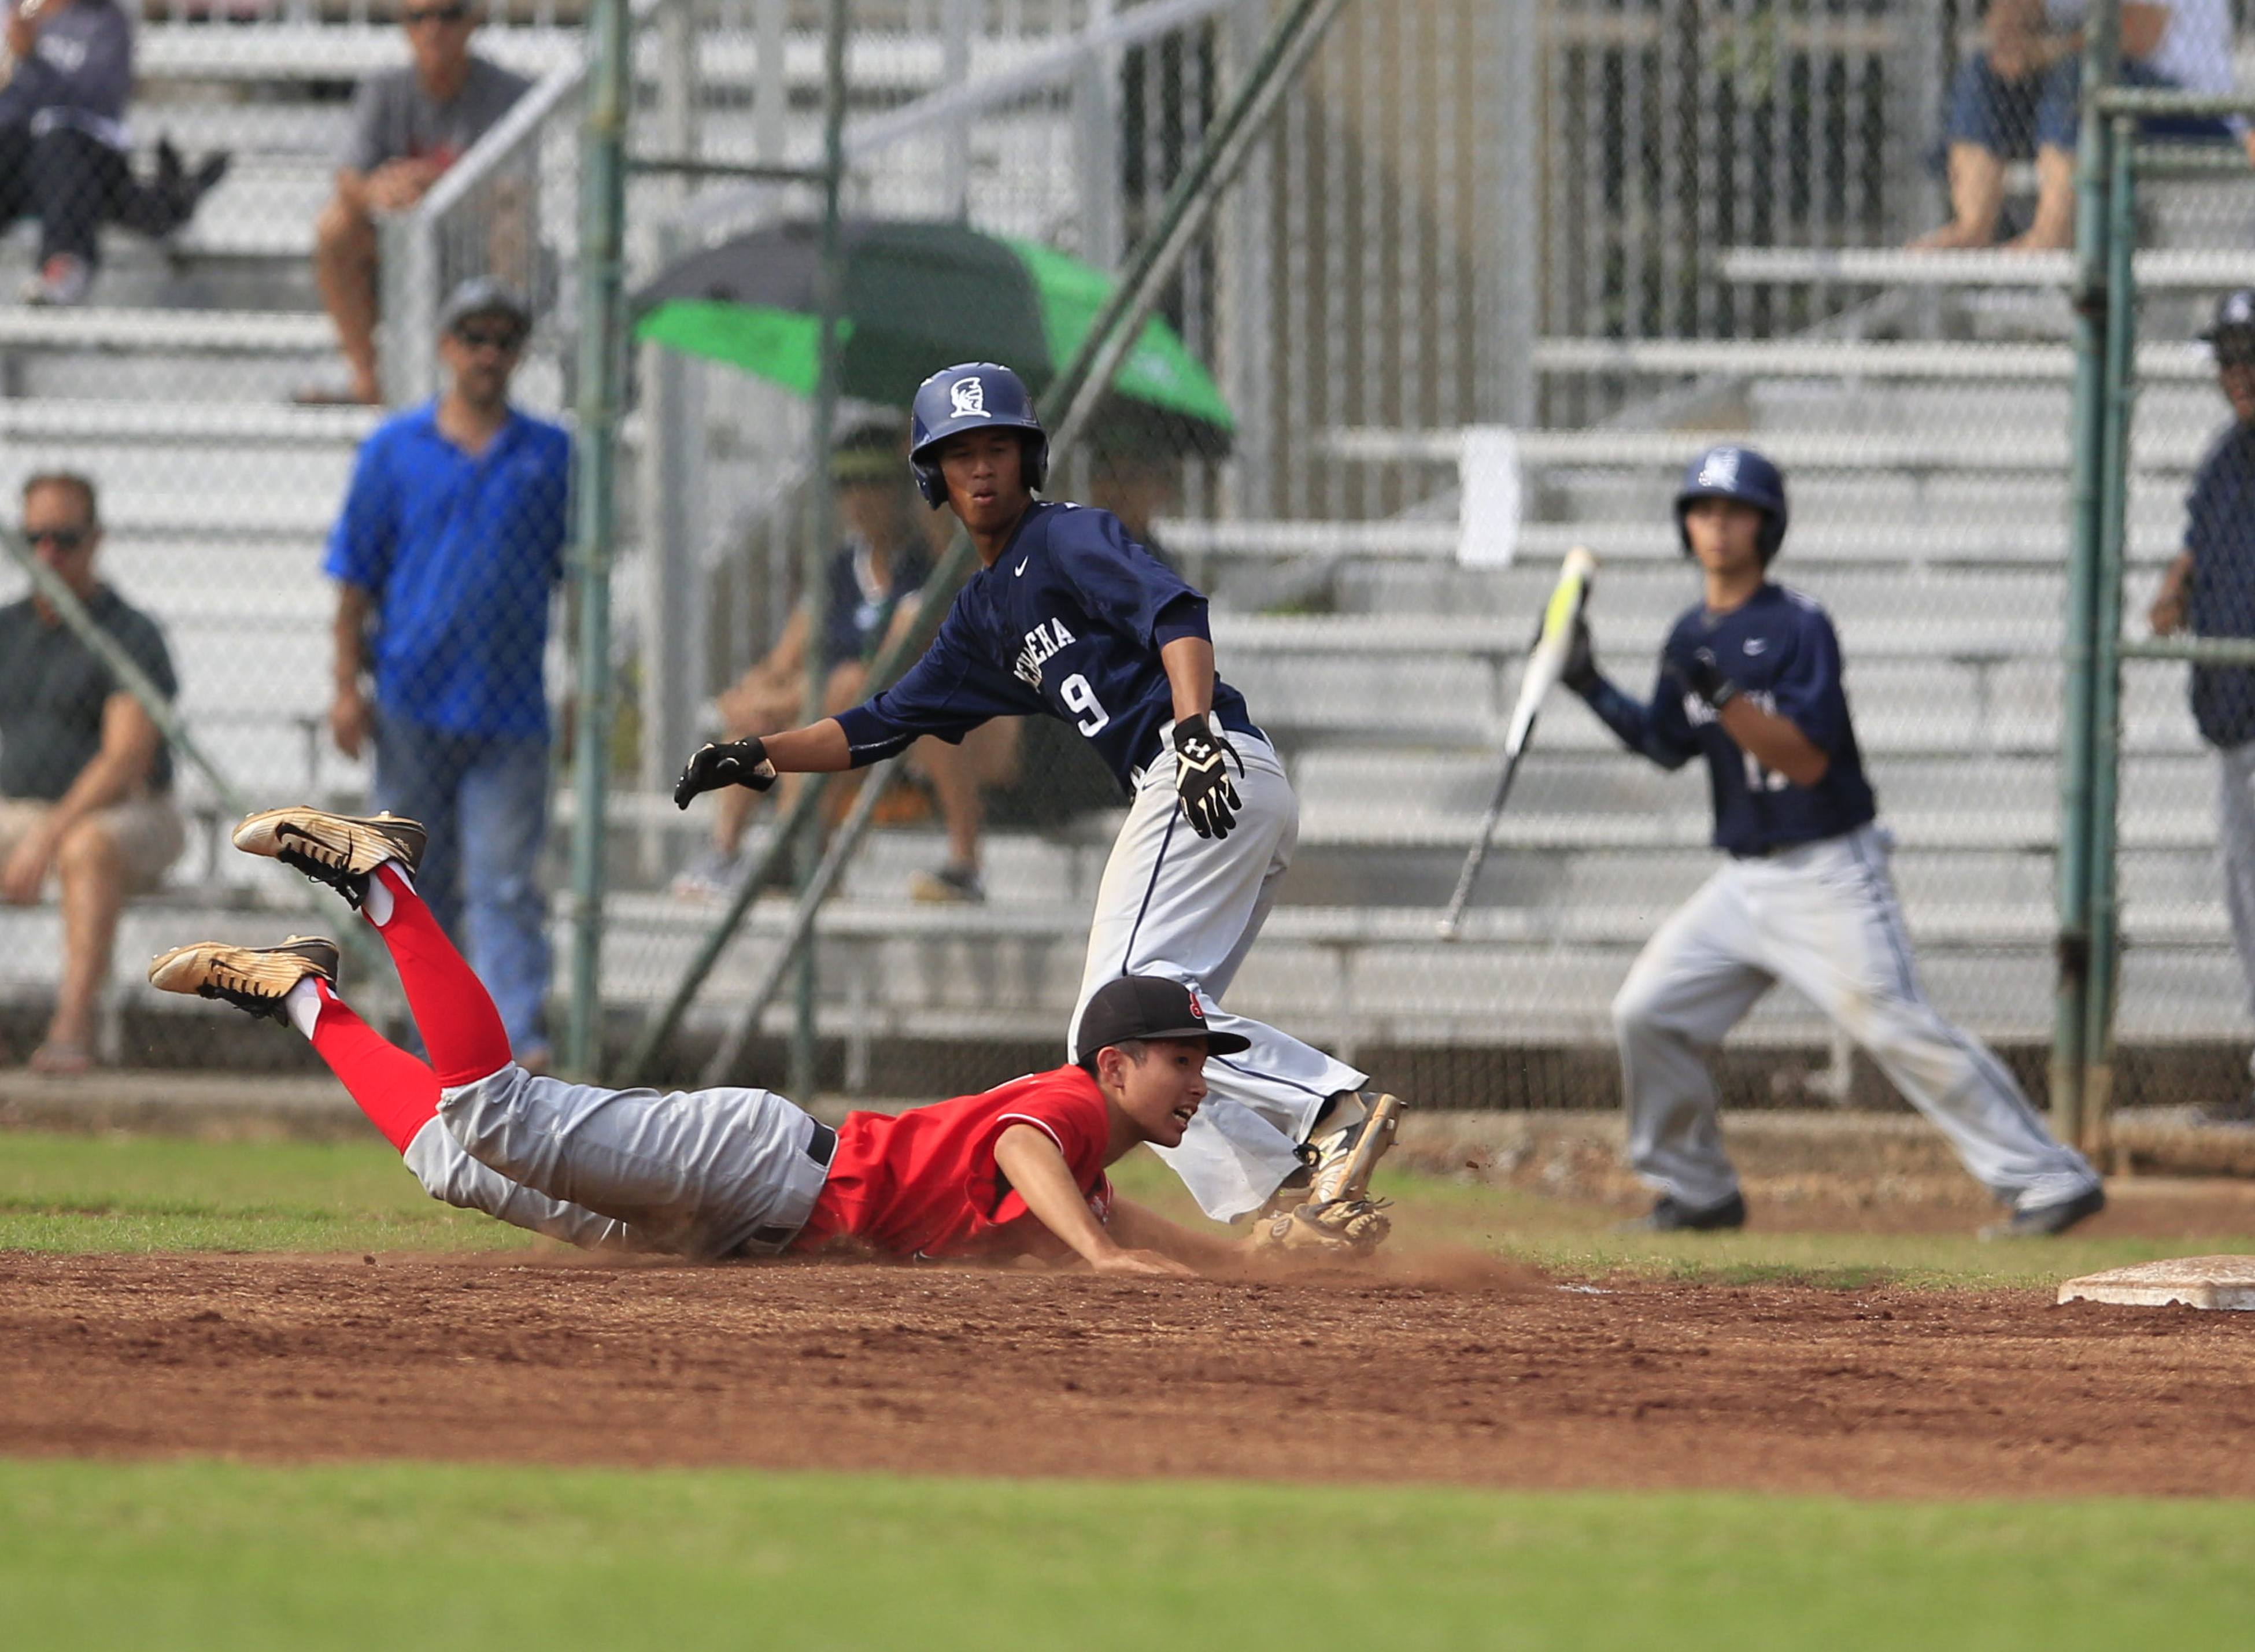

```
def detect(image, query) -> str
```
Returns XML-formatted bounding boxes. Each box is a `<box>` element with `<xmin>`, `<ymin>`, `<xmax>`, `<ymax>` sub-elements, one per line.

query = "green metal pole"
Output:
<box><xmin>2051</xmin><ymin>0</ymin><xmax>2120</xmax><ymax>1147</ymax></box>
<box><xmin>615</xmin><ymin>0</ymin><xmax>1347</xmax><ymax>1085</ymax></box>
<box><xmin>788</xmin><ymin>0</ymin><xmax>853</xmax><ymax>1104</ymax></box>
<box><xmin>2080</xmin><ymin>113</ymin><xmax>2139</xmax><ymax>1154</ymax></box>
<box><xmin>564</xmin><ymin>0</ymin><xmax>634</xmax><ymax>1079</ymax></box>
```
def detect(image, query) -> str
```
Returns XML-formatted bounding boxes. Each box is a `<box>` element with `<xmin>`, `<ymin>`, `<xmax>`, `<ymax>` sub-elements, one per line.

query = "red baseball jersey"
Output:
<box><xmin>795</xmin><ymin>1065</ymin><xmax>1115</xmax><ymax>1261</ymax></box>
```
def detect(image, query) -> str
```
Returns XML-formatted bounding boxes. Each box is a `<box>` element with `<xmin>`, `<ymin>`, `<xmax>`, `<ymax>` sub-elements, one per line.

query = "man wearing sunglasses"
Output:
<box><xmin>2151</xmin><ymin>289</ymin><xmax>2255</xmax><ymax>1122</ymax></box>
<box><xmin>304</xmin><ymin>0</ymin><xmax>529</xmax><ymax>405</ymax></box>
<box><xmin>0</xmin><ymin>471</ymin><xmax>184</xmax><ymax>1072</ymax></box>
<box><xmin>325</xmin><ymin>279</ymin><xmax>568</xmax><ymax>1071</ymax></box>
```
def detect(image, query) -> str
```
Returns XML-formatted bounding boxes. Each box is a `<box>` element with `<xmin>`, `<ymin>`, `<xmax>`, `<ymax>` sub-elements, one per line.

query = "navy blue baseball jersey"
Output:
<box><xmin>831</xmin><ymin>501</ymin><xmax>1258</xmax><ymax>791</ymax></box>
<box><xmin>1582</xmin><ymin>583</ymin><xmax>1876</xmax><ymax>856</ymax></box>
<box><xmin>2182</xmin><ymin>420</ymin><xmax>2255</xmax><ymax>748</ymax></box>
<box><xmin>820</xmin><ymin>542</ymin><xmax>932</xmax><ymax>673</ymax></box>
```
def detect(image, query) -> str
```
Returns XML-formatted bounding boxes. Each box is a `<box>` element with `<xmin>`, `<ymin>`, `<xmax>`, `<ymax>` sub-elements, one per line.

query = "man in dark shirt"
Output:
<box><xmin>0</xmin><ymin>472</ymin><xmax>183</xmax><ymax>1071</ymax></box>
<box><xmin>305</xmin><ymin>2</ymin><xmax>530</xmax><ymax>404</ymax></box>
<box><xmin>678</xmin><ymin>420</ymin><xmax>1014</xmax><ymax>906</ymax></box>
<box><xmin>1566</xmin><ymin>445</ymin><xmax>2102</xmax><ymax>1236</ymax></box>
<box><xmin>2149</xmin><ymin>289</ymin><xmax>2255</xmax><ymax>1117</ymax></box>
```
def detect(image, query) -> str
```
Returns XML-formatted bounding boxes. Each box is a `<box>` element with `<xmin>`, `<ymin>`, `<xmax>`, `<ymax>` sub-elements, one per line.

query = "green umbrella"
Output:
<box><xmin>633</xmin><ymin>218</ymin><xmax>1234</xmax><ymax>452</ymax></box>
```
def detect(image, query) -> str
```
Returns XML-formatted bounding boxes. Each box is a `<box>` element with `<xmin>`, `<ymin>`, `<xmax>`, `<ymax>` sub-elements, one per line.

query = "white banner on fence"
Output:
<box><xmin>1456</xmin><ymin>424</ymin><xmax>1520</xmax><ymax>569</ymax></box>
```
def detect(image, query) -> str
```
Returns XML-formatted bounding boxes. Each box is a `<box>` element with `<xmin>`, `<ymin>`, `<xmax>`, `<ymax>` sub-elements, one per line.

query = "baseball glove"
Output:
<box><xmin>1251</xmin><ymin>1196</ymin><xmax>1392</xmax><ymax>1256</ymax></box>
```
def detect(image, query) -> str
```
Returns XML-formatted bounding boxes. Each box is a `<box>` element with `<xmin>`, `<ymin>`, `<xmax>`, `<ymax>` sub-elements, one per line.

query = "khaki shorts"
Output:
<box><xmin>0</xmin><ymin>793</ymin><xmax>187</xmax><ymax>896</ymax></box>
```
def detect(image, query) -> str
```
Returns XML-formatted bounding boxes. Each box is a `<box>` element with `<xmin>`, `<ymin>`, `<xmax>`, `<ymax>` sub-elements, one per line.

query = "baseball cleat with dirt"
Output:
<box><xmin>233</xmin><ymin>807</ymin><xmax>426</xmax><ymax>908</ymax></box>
<box><xmin>148</xmin><ymin>937</ymin><xmax>340</xmax><ymax>1021</ymax></box>
<box><xmin>1306</xmin><ymin>1091</ymin><xmax>1405</xmax><ymax>1206</ymax></box>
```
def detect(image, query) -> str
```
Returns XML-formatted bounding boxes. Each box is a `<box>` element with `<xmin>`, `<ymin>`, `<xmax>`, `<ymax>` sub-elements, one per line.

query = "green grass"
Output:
<box><xmin>0</xmin><ymin>1130</ymin><xmax>534</xmax><ymax>1253</ymax></box>
<box><xmin>4</xmin><ymin>1126</ymin><xmax>2252</xmax><ymax>1286</ymax></box>
<box><xmin>2</xmin><ymin>1458</ymin><xmax>2250</xmax><ymax>1651</ymax></box>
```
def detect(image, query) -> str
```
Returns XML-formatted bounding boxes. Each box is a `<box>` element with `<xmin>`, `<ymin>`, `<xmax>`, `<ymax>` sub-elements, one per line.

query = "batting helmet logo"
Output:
<box><xmin>949</xmin><ymin>375</ymin><xmax>986</xmax><ymax>418</ymax></box>
<box><xmin>1696</xmin><ymin>448</ymin><xmax>1743</xmax><ymax>493</ymax></box>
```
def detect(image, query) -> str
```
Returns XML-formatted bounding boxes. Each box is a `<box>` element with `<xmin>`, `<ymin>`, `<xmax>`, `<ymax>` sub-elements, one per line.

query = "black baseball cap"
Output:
<box><xmin>1074</xmin><ymin>975</ymin><xmax>1251</xmax><ymax>1065</ymax></box>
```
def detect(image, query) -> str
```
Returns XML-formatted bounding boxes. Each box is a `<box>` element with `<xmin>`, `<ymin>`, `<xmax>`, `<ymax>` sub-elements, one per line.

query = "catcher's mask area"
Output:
<box><xmin>1674</xmin><ymin>443</ymin><xmax>1788</xmax><ymax>566</ymax></box>
<box><xmin>909</xmin><ymin>360</ymin><xmax>1050</xmax><ymax>508</ymax></box>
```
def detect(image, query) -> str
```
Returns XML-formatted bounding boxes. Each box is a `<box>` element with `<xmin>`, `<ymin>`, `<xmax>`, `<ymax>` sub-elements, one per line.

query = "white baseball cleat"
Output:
<box><xmin>233</xmin><ymin>807</ymin><xmax>427</xmax><ymax>910</ymax></box>
<box><xmin>149</xmin><ymin>937</ymin><xmax>340</xmax><ymax>1022</ymax></box>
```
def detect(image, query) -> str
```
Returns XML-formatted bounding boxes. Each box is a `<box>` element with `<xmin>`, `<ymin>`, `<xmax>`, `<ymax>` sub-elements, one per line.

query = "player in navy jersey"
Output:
<box><xmin>672</xmin><ymin>363</ymin><xmax>1399</xmax><ymax>1246</ymax></box>
<box><xmin>1563</xmin><ymin>445</ymin><xmax>2104</xmax><ymax>1237</ymax></box>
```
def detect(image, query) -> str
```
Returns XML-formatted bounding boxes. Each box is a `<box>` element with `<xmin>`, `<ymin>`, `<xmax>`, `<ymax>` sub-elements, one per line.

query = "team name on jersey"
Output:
<box><xmin>1012</xmin><ymin>618</ymin><xmax>1077</xmax><ymax>689</ymax></box>
<box><xmin>1682</xmin><ymin>686</ymin><xmax>1776</xmax><ymax>728</ymax></box>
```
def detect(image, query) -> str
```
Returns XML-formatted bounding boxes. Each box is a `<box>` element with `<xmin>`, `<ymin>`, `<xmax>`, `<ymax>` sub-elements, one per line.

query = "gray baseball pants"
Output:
<box><xmin>423</xmin><ymin>1064</ymin><xmax>834</xmax><ymax>1260</ymax></box>
<box><xmin>1611</xmin><ymin>823</ymin><xmax>2101</xmax><ymax>1214</ymax></box>
<box><xmin>2214</xmin><ymin>738</ymin><xmax>2255</xmax><ymax>1025</ymax></box>
<box><xmin>1069</xmin><ymin>729</ymin><xmax>1366</xmax><ymax>1221</ymax></box>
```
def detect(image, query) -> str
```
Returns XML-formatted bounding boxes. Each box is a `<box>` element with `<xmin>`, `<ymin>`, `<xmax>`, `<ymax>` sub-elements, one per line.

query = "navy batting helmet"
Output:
<box><xmin>908</xmin><ymin>361</ymin><xmax>1048</xmax><ymax>508</ymax></box>
<box><xmin>1675</xmin><ymin>444</ymin><xmax>1788</xmax><ymax>565</ymax></box>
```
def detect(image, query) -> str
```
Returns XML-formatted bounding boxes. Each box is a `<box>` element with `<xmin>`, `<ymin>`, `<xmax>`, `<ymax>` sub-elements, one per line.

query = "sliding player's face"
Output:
<box><xmin>1103</xmin><ymin>1038</ymin><xmax>1208</xmax><ymax>1150</ymax></box>
<box><xmin>940</xmin><ymin>429</ymin><xmax>1032</xmax><ymax>535</ymax></box>
<box><xmin>1683</xmin><ymin>498</ymin><xmax>1766</xmax><ymax>578</ymax></box>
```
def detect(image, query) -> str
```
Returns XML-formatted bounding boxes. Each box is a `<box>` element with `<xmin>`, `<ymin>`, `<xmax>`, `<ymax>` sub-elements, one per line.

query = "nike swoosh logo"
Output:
<box><xmin>1743</xmin><ymin>639</ymin><xmax>1766</xmax><ymax>655</ymax></box>
<box><xmin>1015</xmin><ymin>557</ymin><xmax>1029</xmax><ymax>576</ymax></box>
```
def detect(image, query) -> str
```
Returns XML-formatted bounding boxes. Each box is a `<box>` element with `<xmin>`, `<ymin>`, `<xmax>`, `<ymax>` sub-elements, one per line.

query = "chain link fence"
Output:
<box><xmin>7</xmin><ymin>1</ymin><xmax>2255</xmax><ymax>1129</ymax></box>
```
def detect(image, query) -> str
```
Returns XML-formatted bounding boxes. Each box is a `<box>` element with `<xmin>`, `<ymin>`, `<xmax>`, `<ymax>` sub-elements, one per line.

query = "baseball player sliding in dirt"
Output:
<box><xmin>147</xmin><ymin>807</ymin><xmax>1386</xmax><ymax>1268</ymax></box>
<box><xmin>1562</xmin><ymin>445</ymin><xmax>2106</xmax><ymax>1239</ymax></box>
<box><xmin>671</xmin><ymin>361</ymin><xmax>1400</xmax><ymax>1239</ymax></box>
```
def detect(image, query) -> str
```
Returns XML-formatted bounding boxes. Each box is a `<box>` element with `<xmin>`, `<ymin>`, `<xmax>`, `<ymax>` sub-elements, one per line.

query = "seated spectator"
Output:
<box><xmin>676</xmin><ymin>420</ymin><xmax>1016</xmax><ymax>906</ymax></box>
<box><xmin>0</xmin><ymin>0</ymin><xmax>228</xmax><ymax>305</ymax></box>
<box><xmin>304</xmin><ymin>2</ymin><xmax>530</xmax><ymax>405</ymax></box>
<box><xmin>0</xmin><ymin>472</ymin><xmax>184</xmax><ymax>1073</ymax></box>
<box><xmin>1913</xmin><ymin>0</ymin><xmax>2250</xmax><ymax>252</ymax></box>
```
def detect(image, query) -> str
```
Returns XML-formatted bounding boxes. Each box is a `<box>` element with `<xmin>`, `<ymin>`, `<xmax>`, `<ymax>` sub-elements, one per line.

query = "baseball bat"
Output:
<box><xmin>1436</xmin><ymin>545</ymin><xmax>1598</xmax><ymax>941</ymax></box>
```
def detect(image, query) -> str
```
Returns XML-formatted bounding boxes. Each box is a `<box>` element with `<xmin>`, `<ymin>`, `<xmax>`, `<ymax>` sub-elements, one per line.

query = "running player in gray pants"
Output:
<box><xmin>1562</xmin><ymin>445</ymin><xmax>2105</xmax><ymax>1237</ymax></box>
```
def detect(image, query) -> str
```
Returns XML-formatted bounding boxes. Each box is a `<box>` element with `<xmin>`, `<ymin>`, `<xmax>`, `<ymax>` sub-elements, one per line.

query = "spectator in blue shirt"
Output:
<box><xmin>2151</xmin><ymin>289</ymin><xmax>2255</xmax><ymax>1119</ymax></box>
<box><xmin>324</xmin><ymin>279</ymin><xmax>568</xmax><ymax>1067</ymax></box>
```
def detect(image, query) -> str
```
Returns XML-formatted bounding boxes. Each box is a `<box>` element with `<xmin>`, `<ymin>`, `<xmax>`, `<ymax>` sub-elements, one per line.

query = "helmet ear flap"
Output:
<box><xmin>912</xmin><ymin>458</ymin><xmax>948</xmax><ymax>508</ymax></box>
<box><xmin>1023</xmin><ymin>432</ymin><xmax>1049</xmax><ymax>494</ymax></box>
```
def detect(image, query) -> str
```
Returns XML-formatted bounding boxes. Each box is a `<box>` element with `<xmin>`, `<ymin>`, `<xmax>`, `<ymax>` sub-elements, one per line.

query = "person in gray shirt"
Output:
<box><xmin>0</xmin><ymin>472</ymin><xmax>184</xmax><ymax>1074</ymax></box>
<box><xmin>0</xmin><ymin>0</ymin><xmax>226</xmax><ymax>304</ymax></box>
<box><xmin>305</xmin><ymin>3</ymin><xmax>530</xmax><ymax>406</ymax></box>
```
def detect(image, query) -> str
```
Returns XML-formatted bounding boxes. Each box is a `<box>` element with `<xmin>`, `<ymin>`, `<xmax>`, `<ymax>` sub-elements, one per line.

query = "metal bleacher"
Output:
<box><xmin>8</xmin><ymin>6</ymin><xmax>2249</xmax><ymax>1088</ymax></box>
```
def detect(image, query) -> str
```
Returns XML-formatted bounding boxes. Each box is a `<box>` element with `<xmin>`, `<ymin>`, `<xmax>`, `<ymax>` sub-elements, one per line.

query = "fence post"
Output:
<box><xmin>2052</xmin><ymin>0</ymin><xmax>2120</xmax><ymax>1145</ymax></box>
<box><xmin>563</xmin><ymin>0</ymin><xmax>635</xmax><ymax>1078</ymax></box>
<box><xmin>789</xmin><ymin>0</ymin><xmax>854</xmax><ymax>1103</ymax></box>
<box><xmin>2082</xmin><ymin>112</ymin><xmax>2141</xmax><ymax>1155</ymax></box>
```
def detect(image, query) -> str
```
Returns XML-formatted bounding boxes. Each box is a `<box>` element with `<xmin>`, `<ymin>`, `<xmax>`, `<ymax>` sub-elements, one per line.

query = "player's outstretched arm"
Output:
<box><xmin>673</xmin><ymin>720</ymin><xmax>853</xmax><ymax>808</ymax></box>
<box><xmin>991</xmin><ymin>1125</ymin><xmax>1197</xmax><ymax>1277</ymax></box>
<box><xmin>1105</xmin><ymin>1196</ymin><xmax>1247</xmax><ymax>1272</ymax></box>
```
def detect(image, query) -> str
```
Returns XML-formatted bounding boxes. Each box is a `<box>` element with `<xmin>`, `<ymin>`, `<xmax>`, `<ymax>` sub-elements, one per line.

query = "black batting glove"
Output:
<box><xmin>1666</xmin><ymin>642</ymin><xmax>1740</xmax><ymax>711</ymax></box>
<box><xmin>1171</xmin><ymin>714</ymin><xmax>1244</xmax><ymax>840</ymax></box>
<box><xmin>674</xmin><ymin>737</ymin><xmax>778</xmax><ymax>808</ymax></box>
<box><xmin>1561</xmin><ymin>615</ymin><xmax>1601</xmax><ymax>698</ymax></box>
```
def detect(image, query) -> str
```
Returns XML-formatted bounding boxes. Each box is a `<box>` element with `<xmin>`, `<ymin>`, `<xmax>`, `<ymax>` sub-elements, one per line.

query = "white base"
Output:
<box><xmin>2057</xmin><ymin>1255</ymin><xmax>2255</xmax><ymax>1311</ymax></box>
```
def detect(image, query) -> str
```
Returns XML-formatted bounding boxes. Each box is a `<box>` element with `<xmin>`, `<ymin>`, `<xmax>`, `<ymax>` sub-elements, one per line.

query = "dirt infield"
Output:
<box><xmin>5</xmin><ymin>1250</ymin><xmax>2253</xmax><ymax>1499</ymax></box>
